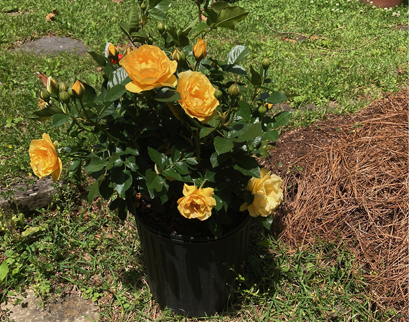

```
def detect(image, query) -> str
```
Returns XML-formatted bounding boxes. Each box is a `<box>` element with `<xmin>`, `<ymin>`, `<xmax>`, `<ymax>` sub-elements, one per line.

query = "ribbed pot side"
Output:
<box><xmin>135</xmin><ymin>215</ymin><xmax>252</xmax><ymax>317</ymax></box>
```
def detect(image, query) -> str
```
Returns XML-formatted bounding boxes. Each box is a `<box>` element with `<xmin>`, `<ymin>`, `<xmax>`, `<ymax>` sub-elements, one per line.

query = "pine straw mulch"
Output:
<box><xmin>262</xmin><ymin>88</ymin><xmax>408</xmax><ymax>315</ymax></box>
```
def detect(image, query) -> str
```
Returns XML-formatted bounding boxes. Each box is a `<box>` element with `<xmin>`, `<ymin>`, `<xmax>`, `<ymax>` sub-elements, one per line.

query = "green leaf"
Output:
<box><xmin>250</xmin><ymin>65</ymin><xmax>262</xmax><ymax>86</ymax></box>
<box><xmin>162</xmin><ymin>168</ymin><xmax>182</xmax><ymax>181</ymax></box>
<box><xmin>253</xmin><ymin>216</ymin><xmax>273</xmax><ymax>230</ymax></box>
<box><xmin>217</xmin><ymin>188</ymin><xmax>231</xmax><ymax>212</ymax></box>
<box><xmin>262</xmin><ymin>130</ymin><xmax>279</xmax><ymax>142</ymax></box>
<box><xmin>30</xmin><ymin>106</ymin><xmax>63</xmax><ymax>120</ymax></box>
<box><xmin>109</xmin><ymin>198</ymin><xmax>127</xmax><ymax>221</ymax></box>
<box><xmin>149</xmin><ymin>0</ymin><xmax>171</xmax><ymax>12</ymax></box>
<box><xmin>273</xmin><ymin>111</ymin><xmax>291</xmax><ymax>128</ymax></box>
<box><xmin>195</xmin><ymin>22</ymin><xmax>209</xmax><ymax>35</ymax></box>
<box><xmin>99</xmin><ymin>180</ymin><xmax>113</xmax><ymax>200</ymax></box>
<box><xmin>0</xmin><ymin>260</ymin><xmax>8</xmax><ymax>282</ymax></box>
<box><xmin>257</xmin><ymin>239</ymin><xmax>270</xmax><ymax>248</ymax></box>
<box><xmin>106</xmin><ymin>154</ymin><xmax>123</xmax><ymax>170</ymax></box>
<box><xmin>52</xmin><ymin>113</ymin><xmax>69</xmax><ymax>127</ymax></box>
<box><xmin>113</xmin><ymin>170</ymin><xmax>133</xmax><ymax>198</ymax></box>
<box><xmin>210</xmin><ymin>152</ymin><xmax>230</xmax><ymax>168</ymax></box>
<box><xmin>214</xmin><ymin>6</ymin><xmax>249</xmax><ymax>29</ymax></box>
<box><xmin>174</xmin><ymin>161</ymin><xmax>189</xmax><ymax>175</ymax></box>
<box><xmin>146</xmin><ymin>169</ymin><xmax>164</xmax><ymax>195</ymax></box>
<box><xmin>233</xmin><ymin>155</ymin><xmax>260</xmax><ymax>177</ymax></box>
<box><xmin>148</xmin><ymin>147</ymin><xmax>168</xmax><ymax>170</ymax></box>
<box><xmin>227</xmin><ymin>45</ymin><xmax>248</xmax><ymax>65</ymax></box>
<box><xmin>128</xmin><ymin>6</ymin><xmax>140</xmax><ymax>33</ymax></box>
<box><xmin>82</xmin><ymin>83</ymin><xmax>97</xmax><ymax>103</ymax></box>
<box><xmin>213</xmin><ymin>195</ymin><xmax>223</xmax><ymax>211</ymax></box>
<box><xmin>211</xmin><ymin>1</ymin><xmax>229</xmax><ymax>13</ymax></box>
<box><xmin>236</xmin><ymin>101</ymin><xmax>252</xmax><ymax>122</ymax></box>
<box><xmin>68</xmin><ymin>160</ymin><xmax>81</xmax><ymax>172</ymax></box>
<box><xmin>225</xmin><ymin>64</ymin><xmax>247</xmax><ymax>75</ymax></box>
<box><xmin>125</xmin><ymin>156</ymin><xmax>138</xmax><ymax>172</ymax></box>
<box><xmin>105</xmin><ymin>84</ymin><xmax>127</xmax><ymax>102</ymax></box>
<box><xmin>171</xmin><ymin>146</ymin><xmax>181</xmax><ymax>162</ymax></box>
<box><xmin>84</xmin><ymin>156</ymin><xmax>107</xmax><ymax>173</ymax></box>
<box><xmin>214</xmin><ymin>137</ymin><xmax>234</xmax><ymax>155</ymax></box>
<box><xmin>149</xmin><ymin>8</ymin><xmax>166</xmax><ymax>20</ymax></box>
<box><xmin>87</xmin><ymin>181</ymin><xmax>99</xmax><ymax>204</ymax></box>
<box><xmin>154</xmin><ymin>89</ymin><xmax>181</xmax><ymax>102</ymax></box>
<box><xmin>266</xmin><ymin>92</ymin><xmax>287</xmax><ymax>105</ymax></box>
<box><xmin>205</xmin><ymin>170</ymin><xmax>216</xmax><ymax>182</ymax></box>
<box><xmin>235</xmin><ymin>122</ymin><xmax>263</xmax><ymax>142</ymax></box>
<box><xmin>186</xmin><ymin>158</ymin><xmax>198</xmax><ymax>165</ymax></box>
<box><xmin>124</xmin><ymin>147</ymin><xmax>139</xmax><ymax>156</ymax></box>
<box><xmin>206</xmin><ymin>115</ymin><xmax>221</xmax><ymax>127</ymax></box>
<box><xmin>200</xmin><ymin>127</ymin><xmax>215</xmax><ymax>139</ymax></box>
<box><xmin>88</xmin><ymin>51</ymin><xmax>108</xmax><ymax>67</ymax></box>
<box><xmin>108</xmin><ymin>68</ymin><xmax>130</xmax><ymax>89</ymax></box>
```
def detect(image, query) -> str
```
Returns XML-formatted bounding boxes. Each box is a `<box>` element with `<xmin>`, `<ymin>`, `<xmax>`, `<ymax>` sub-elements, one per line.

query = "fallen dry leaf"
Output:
<box><xmin>112</xmin><ymin>0</ymin><xmax>123</xmax><ymax>3</ymax></box>
<box><xmin>201</xmin><ymin>14</ymin><xmax>207</xmax><ymax>21</ymax></box>
<box><xmin>281</xmin><ymin>36</ymin><xmax>297</xmax><ymax>43</ymax></box>
<box><xmin>46</xmin><ymin>13</ymin><xmax>55</xmax><ymax>21</ymax></box>
<box><xmin>36</xmin><ymin>72</ymin><xmax>48</xmax><ymax>87</ymax></box>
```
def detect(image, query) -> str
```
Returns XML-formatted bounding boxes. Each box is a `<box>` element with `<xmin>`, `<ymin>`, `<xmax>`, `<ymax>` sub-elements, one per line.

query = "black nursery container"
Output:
<box><xmin>135</xmin><ymin>215</ymin><xmax>251</xmax><ymax>317</ymax></box>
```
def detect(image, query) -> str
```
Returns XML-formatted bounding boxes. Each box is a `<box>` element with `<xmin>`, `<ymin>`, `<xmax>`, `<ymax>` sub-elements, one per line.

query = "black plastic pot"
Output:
<box><xmin>135</xmin><ymin>214</ymin><xmax>251</xmax><ymax>317</ymax></box>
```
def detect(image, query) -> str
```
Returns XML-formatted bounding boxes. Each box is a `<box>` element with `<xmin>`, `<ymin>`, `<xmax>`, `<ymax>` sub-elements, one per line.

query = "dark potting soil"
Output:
<box><xmin>133</xmin><ymin>195</ymin><xmax>249</xmax><ymax>239</ymax></box>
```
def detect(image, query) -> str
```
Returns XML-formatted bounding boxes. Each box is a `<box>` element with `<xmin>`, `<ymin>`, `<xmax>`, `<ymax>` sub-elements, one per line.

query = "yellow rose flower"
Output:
<box><xmin>177</xmin><ymin>184</ymin><xmax>216</xmax><ymax>221</ymax></box>
<box><xmin>240</xmin><ymin>168</ymin><xmax>283</xmax><ymax>217</ymax></box>
<box><xmin>176</xmin><ymin>71</ymin><xmax>219</xmax><ymax>123</ymax></box>
<box><xmin>193</xmin><ymin>38</ymin><xmax>207</xmax><ymax>60</ymax></box>
<box><xmin>29</xmin><ymin>133</ymin><xmax>62</xmax><ymax>183</ymax></box>
<box><xmin>119</xmin><ymin>45</ymin><xmax>177</xmax><ymax>93</ymax></box>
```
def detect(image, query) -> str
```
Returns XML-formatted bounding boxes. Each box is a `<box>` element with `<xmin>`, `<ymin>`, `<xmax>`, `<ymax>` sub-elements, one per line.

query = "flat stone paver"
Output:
<box><xmin>3</xmin><ymin>290</ymin><xmax>99</xmax><ymax>322</ymax></box>
<box><xmin>15</xmin><ymin>36</ymin><xmax>88</xmax><ymax>55</ymax></box>
<box><xmin>0</xmin><ymin>178</ymin><xmax>58</xmax><ymax>215</ymax></box>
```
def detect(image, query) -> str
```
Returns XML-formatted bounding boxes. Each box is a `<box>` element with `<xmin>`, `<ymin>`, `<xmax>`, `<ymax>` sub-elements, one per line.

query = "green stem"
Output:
<box><xmin>193</xmin><ymin>129</ymin><xmax>201</xmax><ymax>165</ymax></box>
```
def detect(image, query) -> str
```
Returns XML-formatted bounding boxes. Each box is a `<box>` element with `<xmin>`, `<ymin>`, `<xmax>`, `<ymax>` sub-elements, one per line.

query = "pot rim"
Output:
<box><xmin>135</xmin><ymin>212</ymin><xmax>251</xmax><ymax>243</ymax></box>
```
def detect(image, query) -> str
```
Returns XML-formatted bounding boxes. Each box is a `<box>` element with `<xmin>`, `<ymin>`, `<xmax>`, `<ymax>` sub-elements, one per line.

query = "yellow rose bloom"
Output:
<box><xmin>176</xmin><ymin>71</ymin><xmax>219</xmax><ymax>123</ymax></box>
<box><xmin>240</xmin><ymin>168</ymin><xmax>283</xmax><ymax>217</ymax></box>
<box><xmin>29</xmin><ymin>133</ymin><xmax>62</xmax><ymax>183</ymax></box>
<box><xmin>193</xmin><ymin>38</ymin><xmax>207</xmax><ymax>60</ymax></box>
<box><xmin>177</xmin><ymin>184</ymin><xmax>216</xmax><ymax>221</ymax></box>
<box><xmin>119</xmin><ymin>45</ymin><xmax>178</xmax><ymax>93</ymax></box>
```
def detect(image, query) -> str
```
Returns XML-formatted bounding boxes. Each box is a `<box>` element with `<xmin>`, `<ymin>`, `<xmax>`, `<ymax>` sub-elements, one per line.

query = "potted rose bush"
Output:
<box><xmin>29</xmin><ymin>0</ymin><xmax>290</xmax><ymax>317</ymax></box>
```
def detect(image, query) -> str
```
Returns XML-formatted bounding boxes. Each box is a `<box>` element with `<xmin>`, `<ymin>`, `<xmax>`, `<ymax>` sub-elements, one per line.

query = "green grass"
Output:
<box><xmin>0</xmin><ymin>0</ymin><xmax>408</xmax><ymax>320</ymax></box>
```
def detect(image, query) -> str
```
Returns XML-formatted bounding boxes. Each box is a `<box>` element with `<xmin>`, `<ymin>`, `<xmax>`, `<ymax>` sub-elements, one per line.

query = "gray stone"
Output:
<box><xmin>396</xmin><ymin>25</ymin><xmax>408</xmax><ymax>31</ymax></box>
<box><xmin>14</xmin><ymin>36</ymin><xmax>88</xmax><ymax>55</ymax></box>
<box><xmin>0</xmin><ymin>178</ymin><xmax>58</xmax><ymax>215</ymax></box>
<box><xmin>3</xmin><ymin>290</ymin><xmax>99</xmax><ymax>322</ymax></box>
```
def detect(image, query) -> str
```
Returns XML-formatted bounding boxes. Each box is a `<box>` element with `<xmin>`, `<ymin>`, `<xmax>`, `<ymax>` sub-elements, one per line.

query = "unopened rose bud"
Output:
<box><xmin>258</xmin><ymin>105</ymin><xmax>267</xmax><ymax>116</ymax></box>
<box><xmin>140</xmin><ymin>3</ymin><xmax>147</xmax><ymax>10</ymax></box>
<box><xmin>262</xmin><ymin>57</ymin><xmax>271</xmax><ymax>70</ymax></box>
<box><xmin>59</xmin><ymin>91</ymin><xmax>70</xmax><ymax>102</ymax></box>
<box><xmin>172</xmin><ymin>48</ymin><xmax>185</xmax><ymax>63</ymax></box>
<box><xmin>228</xmin><ymin>83</ymin><xmax>241</xmax><ymax>100</ymax></box>
<box><xmin>157</xmin><ymin>22</ymin><xmax>165</xmax><ymax>33</ymax></box>
<box><xmin>46</xmin><ymin>76</ymin><xmax>59</xmax><ymax>95</ymax></box>
<box><xmin>59</xmin><ymin>82</ymin><xmax>68</xmax><ymax>92</ymax></box>
<box><xmin>193</xmin><ymin>38</ymin><xmax>207</xmax><ymax>61</ymax></box>
<box><xmin>72</xmin><ymin>80</ymin><xmax>85</xmax><ymax>99</ymax></box>
<box><xmin>107</xmin><ymin>43</ymin><xmax>119</xmax><ymax>58</ymax></box>
<box><xmin>67</xmin><ymin>88</ymin><xmax>75</xmax><ymax>98</ymax></box>
<box><xmin>40</xmin><ymin>90</ymin><xmax>51</xmax><ymax>101</ymax></box>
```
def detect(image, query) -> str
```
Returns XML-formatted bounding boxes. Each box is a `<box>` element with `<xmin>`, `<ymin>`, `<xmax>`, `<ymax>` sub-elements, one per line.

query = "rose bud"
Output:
<box><xmin>262</xmin><ymin>56</ymin><xmax>271</xmax><ymax>70</ymax></box>
<box><xmin>59</xmin><ymin>82</ymin><xmax>68</xmax><ymax>92</ymax></box>
<box><xmin>59</xmin><ymin>91</ymin><xmax>70</xmax><ymax>103</ymax></box>
<box><xmin>46</xmin><ymin>76</ymin><xmax>59</xmax><ymax>95</ymax></box>
<box><xmin>228</xmin><ymin>83</ymin><xmax>241</xmax><ymax>100</ymax></box>
<box><xmin>40</xmin><ymin>90</ymin><xmax>51</xmax><ymax>102</ymax></box>
<box><xmin>193</xmin><ymin>38</ymin><xmax>207</xmax><ymax>61</ymax></box>
<box><xmin>72</xmin><ymin>80</ymin><xmax>85</xmax><ymax>99</ymax></box>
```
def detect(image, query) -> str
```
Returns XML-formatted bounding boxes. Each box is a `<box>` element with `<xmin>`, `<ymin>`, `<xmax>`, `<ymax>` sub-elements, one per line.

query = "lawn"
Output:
<box><xmin>0</xmin><ymin>0</ymin><xmax>407</xmax><ymax>320</ymax></box>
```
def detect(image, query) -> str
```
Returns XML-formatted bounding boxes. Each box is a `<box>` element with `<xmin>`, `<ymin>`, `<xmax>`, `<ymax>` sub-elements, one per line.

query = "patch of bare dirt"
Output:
<box><xmin>262</xmin><ymin>88</ymin><xmax>408</xmax><ymax>316</ymax></box>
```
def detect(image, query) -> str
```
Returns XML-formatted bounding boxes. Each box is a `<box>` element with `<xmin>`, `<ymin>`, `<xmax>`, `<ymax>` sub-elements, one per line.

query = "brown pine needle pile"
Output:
<box><xmin>267</xmin><ymin>89</ymin><xmax>408</xmax><ymax>313</ymax></box>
